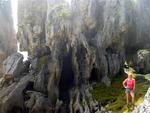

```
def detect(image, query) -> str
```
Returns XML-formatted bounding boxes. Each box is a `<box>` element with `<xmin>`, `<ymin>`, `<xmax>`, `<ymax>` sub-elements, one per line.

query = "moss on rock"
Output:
<box><xmin>36</xmin><ymin>56</ymin><xmax>47</xmax><ymax>73</ymax></box>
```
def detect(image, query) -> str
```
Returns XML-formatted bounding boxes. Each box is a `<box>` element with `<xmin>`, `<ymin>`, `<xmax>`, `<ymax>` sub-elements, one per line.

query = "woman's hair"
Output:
<box><xmin>128</xmin><ymin>72</ymin><xmax>134</xmax><ymax>78</ymax></box>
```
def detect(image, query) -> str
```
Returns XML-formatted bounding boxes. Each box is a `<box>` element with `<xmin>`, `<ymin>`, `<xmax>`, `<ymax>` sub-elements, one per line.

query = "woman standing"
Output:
<box><xmin>123</xmin><ymin>72</ymin><xmax>136</xmax><ymax>107</ymax></box>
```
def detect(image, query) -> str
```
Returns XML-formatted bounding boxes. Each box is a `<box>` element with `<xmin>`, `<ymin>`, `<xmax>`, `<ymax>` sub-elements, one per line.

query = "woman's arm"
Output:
<box><xmin>122</xmin><ymin>79</ymin><xmax>127</xmax><ymax>88</ymax></box>
<box><xmin>133</xmin><ymin>79</ymin><xmax>136</xmax><ymax>91</ymax></box>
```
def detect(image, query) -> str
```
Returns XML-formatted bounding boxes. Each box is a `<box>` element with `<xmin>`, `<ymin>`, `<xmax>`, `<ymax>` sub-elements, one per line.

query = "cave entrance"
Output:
<box><xmin>89</xmin><ymin>68</ymin><xmax>99</xmax><ymax>84</ymax></box>
<box><xmin>9</xmin><ymin>106</ymin><xmax>23</xmax><ymax>113</ymax></box>
<box><xmin>59</xmin><ymin>49</ymin><xmax>74</xmax><ymax>104</ymax></box>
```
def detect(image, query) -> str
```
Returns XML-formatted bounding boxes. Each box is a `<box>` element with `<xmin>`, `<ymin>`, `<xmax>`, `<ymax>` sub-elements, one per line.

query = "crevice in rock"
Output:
<box><xmin>22</xmin><ymin>81</ymin><xmax>35</xmax><ymax>113</ymax></box>
<box><xmin>8</xmin><ymin>106</ymin><xmax>23</xmax><ymax>113</ymax></box>
<box><xmin>89</xmin><ymin>68</ymin><xmax>99</xmax><ymax>84</ymax></box>
<box><xmin>106</xmin><ymin>46</ymin><xmax>118</xmax><ymax>54</ymax></box>
<box><xmin>23</xmin><ymin>81</ymin><xmax>34</xmax><ymax>101</ymax></box>
<box><xmin>76</xmin><ymin>109</ymin><xmax>80</xmax><ymax>113</ymax></box>
<box><xmin>58</xmin><ymin>49</ymin><xmax>74</xmax><ymax>104</ymax></box>
<box><xmin>23</xmin><ymin>81</ymin><xmax>34</xmax><ymax>92</ymax></box>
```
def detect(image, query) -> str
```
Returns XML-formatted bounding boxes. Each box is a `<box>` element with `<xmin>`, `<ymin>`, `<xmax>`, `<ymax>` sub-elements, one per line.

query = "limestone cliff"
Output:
<box><xmin>0</xmin><ymin>0</ymin><xmax>150</xmax><ymax>113</ymax></box>
<box><xmin>18</xmin><ymin>0</ymin><xmax>128</xmax><ymax>84</ymax></box>
<box><xmin>17</xmin><ymin>0</ymin><xmax>47</xmax><ymax>54</ymax></box>
<box><xmin>125</xmin><ymin>0</ymin><xmax>150</xmax><ymax>70</ymax></box>
<box><xmin>0</xmin><ymin>0</ymin><xmax>17</xmax><ymax>76</ymax></box>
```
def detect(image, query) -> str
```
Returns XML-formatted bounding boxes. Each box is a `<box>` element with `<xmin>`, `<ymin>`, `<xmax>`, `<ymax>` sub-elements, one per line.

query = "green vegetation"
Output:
<box><xmin>91</xmin><ymin>77</ymin><xmax>125</xmax><ymax>103</ymax></box>
<box><xmin>36</xmin><ymin>56</ymin><xmax>47</xmax><ymax>73</ymax></box>
<box><xmin>91</xmin><ymin>73</ymin><xmax>150</xmax><ymax>113</ymax></box>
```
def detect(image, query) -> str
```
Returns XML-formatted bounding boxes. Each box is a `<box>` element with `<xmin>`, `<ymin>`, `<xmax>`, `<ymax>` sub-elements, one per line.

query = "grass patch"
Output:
<box><xmin>91</xmin><ymin>77</ymin><xmax>125</xmax><ymax>104</ymax></box>
<box><xmin>91</xmin><ymin>73</ymin><xmax>150</xmax><ymax>112</ymax></box>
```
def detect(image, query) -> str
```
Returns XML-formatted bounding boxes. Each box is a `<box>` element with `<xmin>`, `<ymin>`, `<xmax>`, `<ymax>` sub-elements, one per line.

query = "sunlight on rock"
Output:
<box><xmin>11</xmin><ymin>0</ymin><xmax>28</xmax><ymax>61</ymax></box>
<box><xmin>17</xmin><ymin>42</ymin><xmax>28</xmax><ymax>61</ymax></box>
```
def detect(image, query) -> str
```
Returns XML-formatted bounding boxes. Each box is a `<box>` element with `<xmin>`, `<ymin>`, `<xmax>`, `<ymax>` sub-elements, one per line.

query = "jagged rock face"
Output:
<box><xmin>0</xmin><ymin>75</ymin><xmax>34</xmax><ymax>113</ymax></box>
<box><xmin>3</xmin><ymin>53</ymin><xmax>24</xmax><ymax>78</ymax></box>
<box><xmin>125</xmin><ymin>0</ymin><xmax>150</xmax><ymax>61</ymax></box>
<box><xmin>134</xmin><ymin>49</ymin><xmax>150</xmax><ymax>74</ymax></box>
<box><xmin>13</xmin><ymin>0</ymin><xmax>150</xmax><ymax>113</ymax></box>
<box><xmin>0</xmin><ymin>0</ymin><xmax>17</xmax><ymax>76</ymax></box>
<box><xmin>19</xmin><ymin>0</ymin><xmax>127</xmax><ymax>83</ymax></box>
<box><xmin>17</xmin><ymin>0</ymin><xmax>47</xmax><ymax>54</ymax></box>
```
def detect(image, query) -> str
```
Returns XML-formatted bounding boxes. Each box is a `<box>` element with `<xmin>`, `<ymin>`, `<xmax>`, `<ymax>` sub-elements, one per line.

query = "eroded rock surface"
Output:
<box><xmin>135</xmin><ymin>49</ymin><xmax>150</xmax><ymax>74</ymax></box>
<box><xmin>3</xmin><ymin>53</ymin><xmax>24</xmax><ymax>78</ymax></box>
<box><xmin>0</xmin><ymin>0</ymin><xmax>150</xmax><ymax>113</ymax></box>
<box><xmin>0</xmin><ymin>0</ymin><xmax>17</xmax><ymax>76</ymax></box>
<box><xmin>0</xmin><ymin>0</ymin><xmax>17</xmax><ymax>55</ymax></box>
<box><xmin>17</xmin><ymin>0</ymin><xmax>47</xmax><ymax>54</ymax></box>
<box><xmin>16</xmin><ymin>0</ymin><xmax>150</xmax><ymax>113</ymax></box>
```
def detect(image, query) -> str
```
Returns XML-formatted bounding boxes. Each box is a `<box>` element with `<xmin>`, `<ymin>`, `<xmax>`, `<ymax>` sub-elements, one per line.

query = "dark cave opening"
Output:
<box><xmin>23</xmin><ymin>81</ymin><xmax>34</xmax><ymax>95</ymax></box>
<box><xmin>76</xmin><ymin>110</ymin><xmax>80</xmax><ymax>113</ymax></box>
<box><xmin>23</xmin><ymin>82</ymin><xmax>34</xmax><ymax>102</ymax></box>
<box><xmin>59</xmin><ymin>49</ymin><xmax>74</xmax><ymax>104</ymax></box>
<box><xmin>89</xmin><ymin>68</ymin><xmax>99</xmax><ymax>84</ymax></box>
<box><xmin>9</xmin><ymin>106</ymin><xmax>23</xmax><ymax>113</ymax></box>
<box><xmin>21</xmin><ymin>81</ymin><xmax>34</xmax><ymax>113</ymax></box>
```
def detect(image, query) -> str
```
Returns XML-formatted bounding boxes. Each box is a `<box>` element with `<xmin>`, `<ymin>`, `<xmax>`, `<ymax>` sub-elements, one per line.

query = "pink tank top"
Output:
<box><xmin>126</xmin><ymin>79</ymin><xmax>135</xmax><ymax>89</ymax></box>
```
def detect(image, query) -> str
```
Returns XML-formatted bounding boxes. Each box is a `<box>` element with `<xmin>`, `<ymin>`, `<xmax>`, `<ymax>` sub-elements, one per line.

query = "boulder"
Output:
<box><xmin>34</xmin><ymin>64</ymin><xmax>50</xmax><ymax>93</ymax></box>
<box><xmin>25</xmin><ymin>91</ymin><xmax>51</xmax><ymax>113</ymax></box>
<box><xmin>101</xmin><ymin>75</ymin><xmax>111</xmax><ymax>86</ymax></box>
<box><xmin>3</xmin><ymin>53</ymin><xmax>24</xmax><ymax>78</ymax></box>
<box><xmin>0</xmin><ymin>75</ymin><xmax>34</xmax><ymax>113</ymax></box>
<box><xmin>136</xmin><ymin>49</ymin><xmax>150</xmax><ymax>73</ymax></box>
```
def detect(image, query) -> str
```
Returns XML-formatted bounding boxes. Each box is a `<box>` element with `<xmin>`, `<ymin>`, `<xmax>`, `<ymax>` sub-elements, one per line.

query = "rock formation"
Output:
<box><xmin>0</xmin><ymin>0</ymin><xmax>17</xmax><ymax>76</ymax></box>
<box><xmin>0</xmin><ymin>0</ymin><xmax>150</xmax><ymax>113</ymax></box>
<box><xmin>3</xmin><ymin>53</ymin><xmax>24</xmax><ymax>78</ymax></box>
<box><xmin>17</xmin><ymin>0</ymin><xmax>47</xmax><ymax>54</ymax></box>
<box><xmin>125</xmin><ymin>0</ymin><xmax>150</xmax><ymax>66</ymax></box>
<box><xmin>135</xmin><ymin>49</ymin><xmax>150</xmax><ymax>74</ymax></box>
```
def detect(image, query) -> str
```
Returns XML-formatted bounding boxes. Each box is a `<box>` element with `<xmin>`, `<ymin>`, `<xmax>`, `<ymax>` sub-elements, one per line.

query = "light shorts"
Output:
<box><xmin>125</xmin><ymin>88</ymin><xmax>134</xmax><ymax>94</ymax></box>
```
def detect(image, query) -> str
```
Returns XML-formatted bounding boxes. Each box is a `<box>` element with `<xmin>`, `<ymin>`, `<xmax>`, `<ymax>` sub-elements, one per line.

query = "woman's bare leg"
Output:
<box><xmin>126</xmin><ymin>93</ymin><xmax>129</xmax><ymax>105</ymax></box>
<box><xmin>130</xmin><ymin>92</ymin><xmax>135</xmax><ymax>105</ymax></box>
